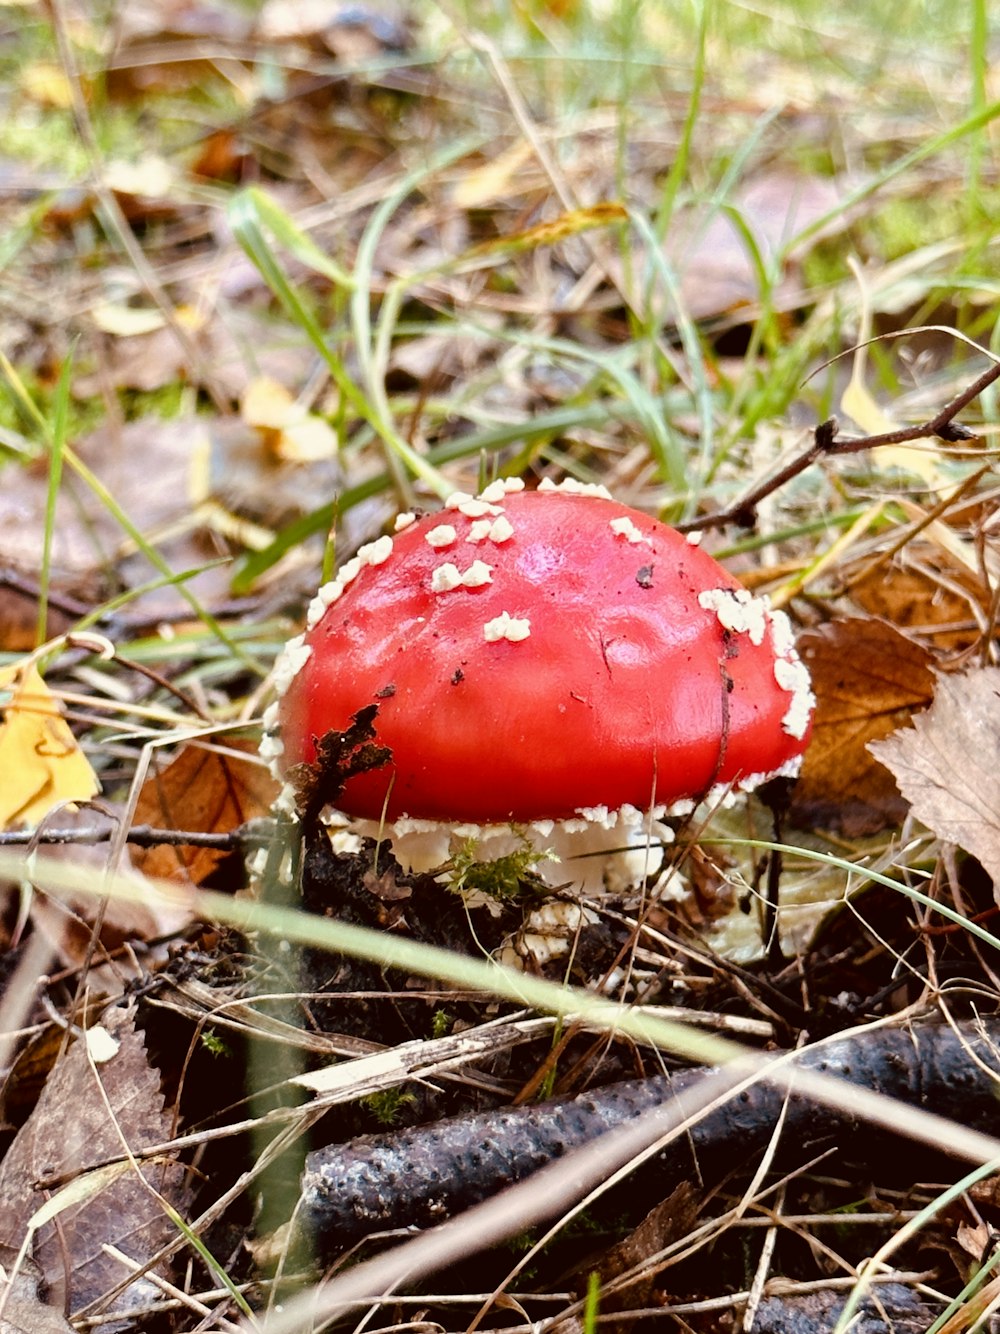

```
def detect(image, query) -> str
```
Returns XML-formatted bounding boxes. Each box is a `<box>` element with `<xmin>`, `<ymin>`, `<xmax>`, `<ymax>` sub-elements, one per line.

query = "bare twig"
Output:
<box><xmin>0</xmin><ymin>821</ymin><xmax>273</xmax><ymax>850</ymax></box>
<box><xmin>678</xmin><ymin>358</ymin><xmax>1000</xmax><ymax>533</ymax></box>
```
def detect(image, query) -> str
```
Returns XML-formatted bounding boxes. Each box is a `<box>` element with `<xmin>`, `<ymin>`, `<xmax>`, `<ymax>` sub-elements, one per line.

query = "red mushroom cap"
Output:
<box><xmin>271</xmin><ymin>483</ymin><xmax>813</xmax><ymax>824</ymax></box>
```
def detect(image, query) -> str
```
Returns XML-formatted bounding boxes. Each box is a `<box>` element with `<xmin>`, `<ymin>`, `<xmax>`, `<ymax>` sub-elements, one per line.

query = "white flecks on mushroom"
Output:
<box><xmin>458</xmin><ymin>498</ymin><xmax>503</xmax><ymax>519</ymax></box>
<box><xmin>518</xmin><ymin>901</ymin><xmax>601</xmax><ymax>965</ymax></box>
<box><xmin>537</xmin><ymin>476</ymin><xmax>613</xmax><ymax>500</ymax></box>
<box><xmin>467</xmin><ymin>515</ymin><xmax>515</xmax><ymax>544</ymax></box>
<box><xmin>273</xmin><ymin>780</ymin><xmax>299</xmax><ymax>817</ymax></box>
<box><xmin>431</xmin><ymin>562</ymin><xmax>464</xmax><ymax>593</ymax></box>
<box><xmin>445</xmin><ymin>491</ymin><xmax>474</xmax><ymax>510</ymax></box>
<box><xmin>262</xmin><ymin>700</ymin><xmax>280</xmax><ymax>732</ymax></box>
<box><xmin>774</xmin><ymin>656</ymin><xmax>816</xmax><ymax>740</ymax></box>
<box><xmin>736</xmin><ymin>754</ymin><xmax>805</xmax><ymax>792</ymax></box>
<box><xmin>432</xmin><ymin>560</ymin><xmax>494</xmax><ymax>591</ymax></box>
<box><xmin>608</xmin><ymin>516</ymin><xmax>652</xmax><ymax>546</ymax></box>
<box><xmin>272</xmin><ymin>633</ymin><xmax>312</xmax><ymax>698</ymax></box>
<box><xmin>259</xmin><ymin>732</ymin><xmax>285</xmax><ymax>762</ymax></box>
<box><xmin>474</xmin><ymin>478</ymin><xmax>527</xmax><ymax>505</ymax></box>
<box><xmin>327</xmin><ymin>828</ymin><xmax>364</xmax><ymax>856</ymax></box>
<box><xmin>305</xmin><ymin>577</ymin><xmax>344</xmax><ymax>630</ymax></box>
<box><xmin>461</xmin><ymin>560</ymin><xmax>493</xmax><ymax>588</ymax></box>
<box><xmin>483</xmin><ymin>611</ymin><xmax>531</xmax><ymax>642</ymax></box>
<box><xmin>394</xmin><ymin>511</ymin><xmax>417</xmax><ymax>531</ymax></box>
<box><xmin>767</xmin><ymin>607</ymin><xmax>796</xmax><ymax>659</ymax></box>
<box><xmin>358</xmin><ymin>534</ymin><xmax>394</xmax><ymax>566</ymax></box>
<box><xmin>697</xmin><ymin>586</ymin><xmax>769</xmax><ymax>647</ymax></box>
<box><xmin>425</xmin><ymin>524</ymin><xmax>458</xmax><ymax>549</ymax></box>
<box><xmin>478</xmin><ymin>479</ymin><xmax>508</xmax><ymax>505</ymax></box>
<box><xmin>337</xmin><ymin>555</ymin><xmax>362</xmax><ymax>588</ymax></box>
<box><xmin>685</xmin><ymin>529</ymin><xmax>705</xmax><ymax>546</ymax></box>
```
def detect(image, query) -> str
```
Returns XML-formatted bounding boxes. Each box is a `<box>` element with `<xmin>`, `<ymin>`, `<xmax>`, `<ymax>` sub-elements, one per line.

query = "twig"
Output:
<box><xmin>0</xmin><ymin>821</ymin><xmax>274</xmax><ymax>850</ymax></box>
<box><xmin>678</xmin><ymin>359</ymin><xmax>1000</xmax><ymax>533</ymax></box>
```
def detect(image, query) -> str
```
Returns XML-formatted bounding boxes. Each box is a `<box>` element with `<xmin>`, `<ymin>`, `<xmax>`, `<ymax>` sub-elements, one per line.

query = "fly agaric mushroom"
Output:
<box><xmin>262</xmin><ymin>479</ymin><xmax>814</xmax><ymax>893</ymax></box>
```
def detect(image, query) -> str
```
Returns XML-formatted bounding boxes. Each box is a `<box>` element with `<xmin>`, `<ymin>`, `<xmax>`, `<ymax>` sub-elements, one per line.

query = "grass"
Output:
<box><xmin>1</xmin><ymin>0</ymin><xmax>1000</xmax><ymax>1328</ymax></box>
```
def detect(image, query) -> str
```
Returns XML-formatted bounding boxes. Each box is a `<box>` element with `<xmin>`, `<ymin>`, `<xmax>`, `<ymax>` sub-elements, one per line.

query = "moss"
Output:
<box><xmin>446</xmin><ymin>835</ymin><xmax>555</xmax><ymax>904</ymax></box>
<box><xmin>363</xmin><ymin>1086</ymin><xmax>417</xmax><ymax>1127</ymax></box>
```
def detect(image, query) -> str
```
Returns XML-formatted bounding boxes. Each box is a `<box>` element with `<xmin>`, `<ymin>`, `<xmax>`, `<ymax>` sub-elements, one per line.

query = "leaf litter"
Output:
<box><xmin>1</xmin><ymin>0</ymin><xmax>1000</xmax><ymax>1328</ymax></box>
<box><xmin>0</xmin><ymin>1005</ymin><xmax>189</xmax><ymax>1325</ymax></box>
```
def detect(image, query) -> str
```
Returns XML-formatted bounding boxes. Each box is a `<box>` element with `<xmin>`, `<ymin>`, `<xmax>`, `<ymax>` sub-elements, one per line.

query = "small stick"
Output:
<box><xmin>678</xmin><ymin>358</ymin><xmax>1000</xmax><ymax>534</ymax></box>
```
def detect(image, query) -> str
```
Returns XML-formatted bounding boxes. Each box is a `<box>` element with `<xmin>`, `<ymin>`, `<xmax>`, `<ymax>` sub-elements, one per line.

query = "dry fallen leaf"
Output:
<box><xmin>847</xmin><ymin>550</ymin><xmax>988</xmax><ymax>653</ymax></box>
<box><xmin>242</xmin><ymin>375</ymin><xmax>339</xmax><ymax>462</ymax></box>
<box><xmin>0</xmin><ymin>1005</ymin><xmax>188</xmax><ymax>1320</ymax></box>
<box><xmin>130</xmin><ymin>738</ymin><xmax>278</xmax><ymax>885</ymax></box>
<box><xmin>869</xmin><ymin>666</ymin><xmax>1000</xmax><ymax>894</ymax></box>
<box><xmin>0</xmin><ymin>662</ymin><xmax>100</xmax><ymax>828</ymax></box>
<box><xmin>792</xmin><ymin>618</ymin><xmax>935</xmax><ymax>835</ymax></box>
<box><xmin>663</xmin><ymin>170</ymin><xmax>858</xmax><ymax>321</ymax></box>
<box><xmin>0</xmin><ymin>1259</ymin><xmax>75</xmax><ymax>1334</ymax></box>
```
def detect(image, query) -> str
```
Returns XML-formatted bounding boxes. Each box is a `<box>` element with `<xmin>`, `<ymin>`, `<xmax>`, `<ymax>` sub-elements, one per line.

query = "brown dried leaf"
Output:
<box><xmin>665</xmin><ymin>170</ymin><xmax>858</xmax><ymax>320</ymax></box>
<box><xmin>130</xmin><ymin>738</ymin><xmax>278</xmax><ymax>884</ymax></box>
<box><xmin>0</xmin><ymin>1005</ymin><xmax>188</xmax><ymax>1319</ymax></box>
<box><xmin>847</xmin><ymin>548</ymin><xmax>988</xmax><ymax>653</ymax></box>
<box><xmin>869</xmin><ymin>666</ymin><xmax>1000</xmax><ymax>894</ymax></box>
<box><xmin>0</xmin><ymin>1260</ymin><xmax>74</xmax><ymax>1334</ymax></box>
<box><xmin>580</xmin><ymin>1181</ymin><xmax>697</xmax><ymax>1315</ymax></box>
<box><xmin>792</xmin><ymin>619</ymin><xmax>935</xmax><ymax>835</ymax></box>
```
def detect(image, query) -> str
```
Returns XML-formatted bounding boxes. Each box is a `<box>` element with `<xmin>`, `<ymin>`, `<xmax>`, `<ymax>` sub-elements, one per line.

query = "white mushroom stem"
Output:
<box><xmin>320</xmin><ymin>805</ymin><xmax>678</xmax><ymax>897</ymax></box>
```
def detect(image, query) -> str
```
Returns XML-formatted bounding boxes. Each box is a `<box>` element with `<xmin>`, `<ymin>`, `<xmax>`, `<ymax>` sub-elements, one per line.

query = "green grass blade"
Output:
<box><xmin>38</xmin><ymin>351</ymin><xmax>73</xmax><ymax>646</ymax></box>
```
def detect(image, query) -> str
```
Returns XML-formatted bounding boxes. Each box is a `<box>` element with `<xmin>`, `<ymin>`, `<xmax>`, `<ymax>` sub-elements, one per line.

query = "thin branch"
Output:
<box><xmin>0</xmin><ymin>821</ymin><xmax>274</xmax><ymax>850</ymax></box>
<box><xmin>678</xmin><ymin>358</ymin><xmax>1000</xmax><ymax>533</ymax></box>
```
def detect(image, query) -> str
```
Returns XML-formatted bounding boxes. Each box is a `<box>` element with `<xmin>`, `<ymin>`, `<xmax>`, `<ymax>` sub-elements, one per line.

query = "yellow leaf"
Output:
<box><xmin>241</xmin><ymin>375</ymin><xmax>296</xmax><ymax>431</ymax></box>
<box><xmin>90</xmin><ymin>304</ymin><xmax>167</xmax><ymax>337</ymax></box>
<box><xmin>19</xmin><ymin>62</ymin><xmax>75</xmax><ymax>109</ymax></box>
<box><xmin>0</xmin><ymin>664</ymin><xmax>100</xmax><ymax>829</ymax></box>
<box><xmin>842</xmin><ymin>257</ymin><xmax>942</xmax><ymax>485</ymax></box>
<box><xmin>278</xmin><ymin>415</ymin><xmax>339</xmax><ymax>462</ymax></box>
<box><xmin>241</xmin><ymin>376</ymin><xmax>338</xmax><ymax>461</ymax></box>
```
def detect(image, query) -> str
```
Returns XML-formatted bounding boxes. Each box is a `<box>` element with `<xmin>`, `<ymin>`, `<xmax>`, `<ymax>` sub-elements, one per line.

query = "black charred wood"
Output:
<box><xmin>749</xmin><ymin>1282</ymin><xmax>936</xmax><ymax>1333</ymax></box>
<box><xmin>300</xmin><ymin>1021</ymin><xmax>1000</xmax><ymax>1250</ymax></box>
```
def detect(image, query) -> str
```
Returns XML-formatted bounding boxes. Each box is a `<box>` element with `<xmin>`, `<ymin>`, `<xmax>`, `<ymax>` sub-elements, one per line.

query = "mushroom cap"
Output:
<box><xmin>275</xmin><ymin>486</ymin><xmax>813</xmax><ymax>823</ymax></box>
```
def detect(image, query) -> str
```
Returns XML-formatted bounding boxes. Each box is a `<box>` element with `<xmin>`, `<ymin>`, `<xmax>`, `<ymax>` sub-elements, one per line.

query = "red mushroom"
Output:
<box><xmin>262</xmin><ymin>479</ymin><xmax>814</xmax><ymax>891</ymax></box>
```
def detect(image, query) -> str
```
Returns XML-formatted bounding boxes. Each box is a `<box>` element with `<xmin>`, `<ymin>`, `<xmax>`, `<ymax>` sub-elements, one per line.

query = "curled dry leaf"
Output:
<box><xmin>0</xmin><ymin>1005</ymin><xmax>189</xmax><ymax>1322</ymax></box>
<box><xmin>869</xmin><ymin>666</ymin><xmax>1000</xmax><ymax>897</ymax></box>
<box><xmin>792</xmin><ymin>618</ymin><xmax>935</xmax><ymax>835</ymax></box>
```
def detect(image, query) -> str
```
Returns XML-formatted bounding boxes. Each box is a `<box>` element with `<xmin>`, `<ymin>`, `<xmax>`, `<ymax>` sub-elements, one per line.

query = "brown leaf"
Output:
<box><xmin>869</xmin><ymin>666</ymin><xmax>1000</xmax><ymax>894</ymax></box>
<box><xmin>0</xmin><ymin>1260</ymin><xmax>74</xmax><ymax>1334</ymax></box>
<box><xmin>0</xmin><ymin>1005</ymin><xmax>188</xmax><ymax>1320</ymax></box>
<box><xmin>573</xmin><ymin>1182</ymin><xmax>698</xmax><ymax>1323</ymax></box>
<box><xmin>847</xmin><ymin>547</ymin><xmax>988</xmax><ymax>653</ymax></box>
<box><xmin>792</xmin><ymin>618</ymin><xmax>935</xmax><ymax>835</ymax></box>
<box><xmin>130</xmin><ymin>738</ymin><xmax>278</xmax><ymax>885</ymax></box>
<box><xmin>665</xmin><ymin>170</ymin><xmax>858</xmax><ymax>321</ymax></box>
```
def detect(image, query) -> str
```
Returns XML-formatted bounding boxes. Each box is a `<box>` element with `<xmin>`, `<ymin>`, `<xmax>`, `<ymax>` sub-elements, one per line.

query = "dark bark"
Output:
<box><xmin>301</xmin><ymin>1021</ymin><xmax>1000</xmax><ymax>1250</ymax></box>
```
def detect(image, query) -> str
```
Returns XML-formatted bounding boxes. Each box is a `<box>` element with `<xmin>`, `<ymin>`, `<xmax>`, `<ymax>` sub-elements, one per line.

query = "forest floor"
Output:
<box><xmin>1</xmin><ymin>2</ymin><xmax>1000</xmax><ymax>1331</ymax></box>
